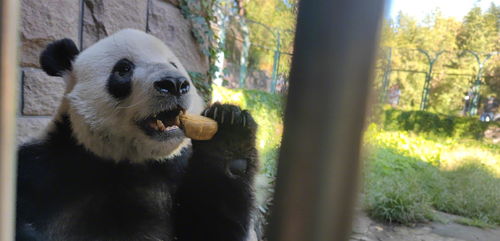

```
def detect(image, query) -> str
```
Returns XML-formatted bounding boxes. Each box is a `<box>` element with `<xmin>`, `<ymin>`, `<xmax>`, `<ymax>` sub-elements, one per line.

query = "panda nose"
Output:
<box><xmin>154</xmin><ymin>77</ymin><xmax>190</xmax><ymax>96</ymax></box>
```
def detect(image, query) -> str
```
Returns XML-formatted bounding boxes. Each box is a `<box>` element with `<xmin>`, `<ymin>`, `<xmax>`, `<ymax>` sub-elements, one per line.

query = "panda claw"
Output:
<box><xmin>220</xmin><ymin>110</ymin><xmax>225</xmax><ymax>124</ymax></box>
<box><xmin>231</xmin><ymin>111</ymin><xmax>235</xmax><ymax>125</ymax></box>
<box><xmin>202</xmin><ymin>108</ymin><xmax>209</xmax><ymax>116</ymax></box>
<box><xmin>213</xmin><ymin>107</ymin><xmax>218</xmax><ymax>120</ymax></box>
<box><xmin>242</xmin><ymin>114</ymin><xmax>246</xmax><ymax>127</ymax></box>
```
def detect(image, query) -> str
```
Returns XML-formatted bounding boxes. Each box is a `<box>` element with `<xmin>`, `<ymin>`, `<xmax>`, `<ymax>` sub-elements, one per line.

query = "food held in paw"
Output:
<box><xmin>179</xmin><ymin>113</ymin><xmax>218</xmax><ymax>140</ymax></box>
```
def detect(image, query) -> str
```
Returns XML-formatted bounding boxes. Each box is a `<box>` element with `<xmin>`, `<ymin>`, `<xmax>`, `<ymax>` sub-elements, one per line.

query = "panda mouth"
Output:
<box><xmin>138</xmin><ymin>108</ymin><xmax>184</xmax><ymax>136</ymax></box>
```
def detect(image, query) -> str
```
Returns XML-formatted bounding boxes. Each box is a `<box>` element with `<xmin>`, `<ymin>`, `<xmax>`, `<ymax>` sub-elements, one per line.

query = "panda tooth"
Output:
<box><xmin>166</xmin><ymin>125</ymin><xmax>178</xmax><ymax>131</ymax></box>
<box><xmin>156</xmin><ymin>119</ymin><xmax>166</xmax><ymax>131</ymax></box>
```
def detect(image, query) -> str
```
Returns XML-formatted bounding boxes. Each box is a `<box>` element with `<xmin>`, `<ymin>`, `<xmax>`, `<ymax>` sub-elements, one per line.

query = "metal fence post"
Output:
<box><xmin>380</xmin><ymin>47</ymin><xmax>392</xmax><ymax>103</ymax></box>
<box><xmin>420</xmin><ymin>71</ymin><xmax>430</xmax><ymax>110</ymax></box>
<box><xmin>418</xmin><ymin>49</ymin><xmax>443</xmax><ymax>110</ymax></box>
<box><xmin>267</xmin><ymin>0</ymin><xmax>385</xmax><ymax>240</ymax></box>
<box><xmin>0</xmin><ymin>0</ymin><xmax>20</xmax><ymax>240</ymax></box>
<box><xmin>239</xmin><ymin>17</ymin><xmax>250</xmax><ymax>88</ymax></box>
<box><xmin>213</xmin><ymin>0</ymin><xmax>230</xmax><ymax>86</ymax></box>
<box><xmin>246</xmin><ymin>19</ymin><xmax>285</xmax><ymax>93</ymax></box>
<box><xmin>270</xmin><ymin>31</ymin><xmax>281</xmax><ymax>93</ymax></box>
<box><xmin>465</xmin><ymin>50</ymin><xmax>498</xmax><ymax>115</ymax></box>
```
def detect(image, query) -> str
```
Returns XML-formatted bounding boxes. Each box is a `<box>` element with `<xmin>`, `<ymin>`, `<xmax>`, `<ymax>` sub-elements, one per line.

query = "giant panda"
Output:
<box><xmin>16</xmin><ymin>29</ymin><xmax>258</xmax><ymax>241</ymax></box>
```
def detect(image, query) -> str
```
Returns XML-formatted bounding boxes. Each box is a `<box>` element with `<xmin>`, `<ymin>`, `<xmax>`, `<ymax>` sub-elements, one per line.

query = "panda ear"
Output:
<box><xmin>39</xmin><ymin>39</ymin><xmax>80</xmax><ymax>77</ymax></box>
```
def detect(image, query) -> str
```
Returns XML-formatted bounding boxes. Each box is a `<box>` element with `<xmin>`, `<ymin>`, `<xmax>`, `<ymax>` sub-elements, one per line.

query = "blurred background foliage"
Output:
<box><xmin>193</xmin><ymin>0</ymin><xmax>500</xmax><ymax>232</ymax></box>
<box><xmin>376</xmin><ymin>4</ymin><xmax>500</xmax><ymax>114</ymax></box>
<box><xmin>244</xmin><ymin>0</ymin><xmax>297</xmax><ymax>79</ymax></box>
<box><xmin>197</xmin><ymin>1</ymin><xmax>499</xmax><ymax>116</ymax></box>
<box><xmin>188</xmin><ymin>0</ymin><xmax>297</xmax><ymax>92</ymax></box>
<box><xmin>382</xmin><ymin>108</ymin><xmax>500</xmax><ymax>139</ymax></box>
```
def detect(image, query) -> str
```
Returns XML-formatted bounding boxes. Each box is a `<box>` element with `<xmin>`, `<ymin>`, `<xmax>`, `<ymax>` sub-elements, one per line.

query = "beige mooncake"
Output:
<box><xmin>179</xmin><ymin>113</ymin><xmax>218</xmax><ymax>140</ymax></box>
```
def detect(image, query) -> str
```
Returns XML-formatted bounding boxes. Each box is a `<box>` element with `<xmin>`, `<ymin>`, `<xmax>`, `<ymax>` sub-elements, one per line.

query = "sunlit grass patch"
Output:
<box><xmin>365</xmin><ymin>124</ymin><xmax>500</xmax><ymax>175</ymax></box>
<box><xmin>441</xmin><ymin>148</ymin><xmax>500</xmax><ymax>175</ymax></box>
<box><xmin>363</xmin><ymin>147</ymin><xmax>438</xmax><ymax>224</ymax></box>
<box><xmin>363</xmin><ymin>125</ymin><xmax>500</xmax><ymax>226</ymax></box>
<box><xmin>431</xmin><ymin>163</ymin><xmax>500</xmax><ymax>225</ymax></box>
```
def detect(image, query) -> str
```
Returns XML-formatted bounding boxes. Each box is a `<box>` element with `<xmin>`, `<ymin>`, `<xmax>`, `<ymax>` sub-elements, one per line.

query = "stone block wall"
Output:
<box><xmin>18</xmin><ymin>0</ymin><xmax>209</xmax><ymax>144</ymax></box>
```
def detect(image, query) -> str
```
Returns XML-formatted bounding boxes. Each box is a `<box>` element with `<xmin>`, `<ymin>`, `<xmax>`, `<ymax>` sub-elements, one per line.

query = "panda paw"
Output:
<box><xmin>192</xmin><ymin>103</ymin><xmax>258</xmax><ymax>177</ymax></box>
<box><xmin>201</xmin><ymin>102</ymin><xmax>257</xmax><ymax>134</ymax></box>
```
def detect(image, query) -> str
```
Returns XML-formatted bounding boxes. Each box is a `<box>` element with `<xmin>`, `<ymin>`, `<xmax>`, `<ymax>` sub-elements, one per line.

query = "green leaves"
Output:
<box><xmin>188</xmin><ymin>71</ymin><xmax>212</xmax><ymax>103</ymax></box>
<box><xmin>378</xmin><ymin>4</ymin><xmax>500</xmax><ymax>113</ymax></box>
<box><xmin>381</xmin><ymin>108</ymin><xmax>499</xmax><ymax>139</ymax></box>
<box><xmin>179</xmin><ymin>0</ymin><xmax>219</xmax><ymax>80</ymax></box>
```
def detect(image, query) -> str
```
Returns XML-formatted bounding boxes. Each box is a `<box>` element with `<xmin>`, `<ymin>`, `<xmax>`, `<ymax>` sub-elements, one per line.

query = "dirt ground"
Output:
<box><xmin>350</xmin><ymin>210</ymin><xmax>500</xmax><ymax>241</ymax></box>
<box><xmin>253</xmin><ymin>177</ymin><xmax>500</xmax><ymax>241</ymax></box>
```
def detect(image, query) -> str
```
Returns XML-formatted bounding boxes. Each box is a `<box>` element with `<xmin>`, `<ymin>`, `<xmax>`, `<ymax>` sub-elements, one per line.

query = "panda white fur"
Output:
<box><xmin>16</xmin><ymin>29</ymin><xmax>258</xmax><ymax>241</ymax></box>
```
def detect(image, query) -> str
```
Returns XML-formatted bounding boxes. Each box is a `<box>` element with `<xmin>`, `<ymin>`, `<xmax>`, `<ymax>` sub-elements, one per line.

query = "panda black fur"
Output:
<box><xmin>16</xmin><ymin>29</ymin><xmax>258</xmax><ymax>241</ymax></box>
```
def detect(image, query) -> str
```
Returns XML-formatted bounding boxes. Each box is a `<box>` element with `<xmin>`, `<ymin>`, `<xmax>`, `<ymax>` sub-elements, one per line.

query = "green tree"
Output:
<box><xmin>376</xmin><ymin>4</ymin><xmax>500</xmax><ymax>115</ymax></box>
<box><xmin>244</xmin><ymin>0</ymin><xmax>297</xmax><ymax>78</ymax></box>
<box><xmin>456</xmin><ymin>4</ymin><xmax>500</xmax><ymax>109</ymax></box>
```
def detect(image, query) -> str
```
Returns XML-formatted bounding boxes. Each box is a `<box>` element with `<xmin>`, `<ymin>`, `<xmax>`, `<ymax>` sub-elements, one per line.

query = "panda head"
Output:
<box><xmin>40</xmin><ymin>29</ymin><xmax>205</xmax><ymax>162</ymax></box>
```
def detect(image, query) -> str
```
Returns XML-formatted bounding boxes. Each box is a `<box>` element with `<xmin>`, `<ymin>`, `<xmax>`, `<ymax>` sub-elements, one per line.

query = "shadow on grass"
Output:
<box><xmin>363</xmin><ymin>146</ymin><xmax>500</xmax><ymax>227</ymax></box>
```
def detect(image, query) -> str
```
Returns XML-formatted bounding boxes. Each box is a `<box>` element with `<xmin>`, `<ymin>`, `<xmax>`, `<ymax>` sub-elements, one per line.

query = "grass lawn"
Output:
<box><xmin>363</xmin><ymin>124</ymin><xmax>500</xmax><ymax>227</ymax></box>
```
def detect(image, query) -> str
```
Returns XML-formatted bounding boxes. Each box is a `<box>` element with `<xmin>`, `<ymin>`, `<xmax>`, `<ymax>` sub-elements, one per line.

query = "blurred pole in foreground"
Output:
<box><xmin>267</xmin><ymin>0</ymin><xmax>385</xmax><ymax>241</ymax></box>
<box><xmin>0</xmin><ymin>0</ymin><xmax>20</xmax><ymax>240</ymax></box>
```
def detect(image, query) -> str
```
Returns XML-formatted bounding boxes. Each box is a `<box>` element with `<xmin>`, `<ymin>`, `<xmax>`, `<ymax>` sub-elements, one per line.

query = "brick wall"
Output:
<box><xmin>17</xmin><ymin>0</ymin><xmax>209</xmax><ymax>144</ymax></box>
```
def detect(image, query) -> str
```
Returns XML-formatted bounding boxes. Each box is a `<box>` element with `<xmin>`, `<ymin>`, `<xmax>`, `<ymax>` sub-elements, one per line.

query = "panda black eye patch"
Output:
<box><xmin>107</xmin><ymin>58</ymin><xmax>135</xmax><ymax>100</ymax></box>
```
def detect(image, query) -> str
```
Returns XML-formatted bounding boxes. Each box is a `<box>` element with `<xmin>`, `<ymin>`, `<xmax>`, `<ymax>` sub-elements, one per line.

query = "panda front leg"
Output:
<box><xmin>174</xmin><ymin>103</ymin><xmax>258</xmax><ymax>241</ymax></box>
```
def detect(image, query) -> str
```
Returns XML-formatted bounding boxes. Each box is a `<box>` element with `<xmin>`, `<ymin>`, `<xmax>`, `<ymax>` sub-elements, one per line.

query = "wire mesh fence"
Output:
<box><xmin>373</xmin><ymin>47</ymin><xmax>499</xmax><ymax>115</ymax></box>
<box><xmin>218</xmin><ymin>21</ymin><xmax>293</xmax><ymax>93</ymax></box>
<box><xmin>211</xmin><ymin>4</ymin><xmax>294</xmax><ymax>94</ymax></box>
<box><xmin>212</xmin><ymin>8</ymin><xmax>499</xmax><ymax>116</ymax></box>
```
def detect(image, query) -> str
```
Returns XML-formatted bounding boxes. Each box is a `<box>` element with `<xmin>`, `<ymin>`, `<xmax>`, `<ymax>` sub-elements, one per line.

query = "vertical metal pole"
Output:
<box><xmin>420</xmin><ymin>72</ymin><xmax>430</xmax><ymax>110</ymax></box>
<box><xmin>270</xmin><ymin>31</ymin><xmax>280</xmax><ymax>93</ymax></box>
<box><xmin>267</xmin><ymin>0</ymin><xmax>385</xmax><ymax>241</ymax></box>
<box><xmin>466</xmin><ymin>51</ymin><xmax>498</xmax><ymax>116</ymax></box>
<box><xmin>418</xmin><ymin>49</ymin><xmax>443</xmax><ymax>110</ymax></box>
<box><xmin>470</xmin><ymin>64</ymin><xmax>482</xmax><ymax>116</ymax></box>
<box><xmin>239</xmin><ymin>18</ymin><xmax>250</xmax><ymax>88</ymax></box>
<box><xmin>213</xmin><ymin>1</ymin><xmax>228</xmax><ymax>86</ymax></box>
<box><xmin>0</xmin><ymin>0</ymin><xmax>20</xmax><ymax>240</ymax></box>
<box><xmin>247</xmin><ymin>19</ymin><xmax>281</xmax><ymax>92</ymax></box>
<box><xmin>380</xmin><ymin>47</ymin><xmax>392</xmax><ymax>103</ymax></box>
